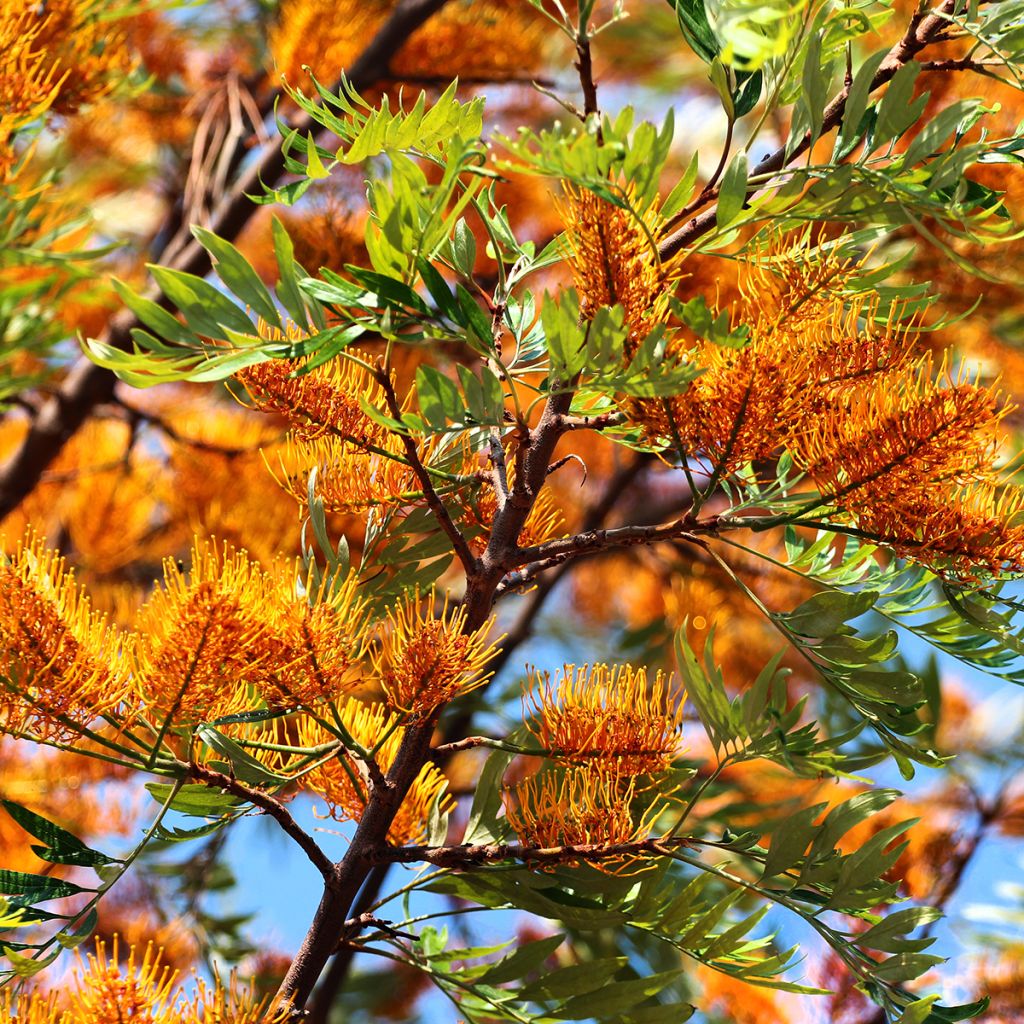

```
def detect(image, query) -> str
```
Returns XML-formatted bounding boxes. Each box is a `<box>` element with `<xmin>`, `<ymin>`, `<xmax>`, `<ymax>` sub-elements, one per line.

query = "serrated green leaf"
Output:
<box><xmin>148</xmin><ymin>265</ymin><xmax>255</xmax><ymax>339</ymax></box>
<box><xmin>3</xmin><ymin>945</ymin><xmax>60</xmax><ymax>977</ymax></box>
<box><xmin>555</xmin><ymin>969</ymin><xmax>683</xmax><ymax>1020</ymax></box>
<box><xmin>195</xmin><ymin>726</ymin><xmax>289</xmax><ymax>788</ymax></box>
<box><xmin>416</xmin><ymin>364</ymin><xmax>463</xmax><ymax>429</ymax></box>
<box><xmin>874</xmin><ymin>61</ymin><xmax>925</xmax><ymax>144</ymax></box>
<box><xmin>272</xmin><ymin>216</ymin><xmax>311</xmax><ymax>330</ymax></box>
<box><xmin>779</xmin><ymin>590</ymin><xmax>879</xmax><ymax>638</ymax></box>
<box><xmin>144</xmin><ymin>782</ymin><xmax>243</xmax><ymax>818</ymax></box>
<box><xmin>464</xmin><ymin>748</ymin><xmax>516</xmax><ymax>845</ymax></box>
<box><xmin>0</xmin><ymin>871</ymin><xmax>87</xmax><ymax>901</ymax></box>
<box><xmin>110</xmin><ymin>279</ymin><xmax>197</xmax><ymax>347</ymax></box>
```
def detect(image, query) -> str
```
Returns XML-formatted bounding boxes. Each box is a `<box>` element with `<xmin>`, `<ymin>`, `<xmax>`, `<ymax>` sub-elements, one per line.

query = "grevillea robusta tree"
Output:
<box><xmin>4</xmin><ymin>0</ymin><xmax>1024</xmax><ymax>1021</ymax></box>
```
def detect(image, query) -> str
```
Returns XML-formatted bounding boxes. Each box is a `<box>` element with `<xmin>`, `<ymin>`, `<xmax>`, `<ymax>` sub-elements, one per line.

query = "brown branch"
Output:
<box><xmin>658</xmin><ymin>0</ymin><xmax>970</xmax><ymax>261</ymax></box>
<box><xmin>917</xmin><ymin>57</ymin><xmax>1003</xmax><ymax>72</ymax></box>
<box><xmin>503</xmin><ymin>513</ymin><xmax>714</xmax><ymax>574</ymax></box>
<box><xmin>185</xmin><ymin>761</ymin><xmax>336</xmax><ymax>883</ymax></box>
<box><xmin>366</xmin><ymin>835</ymin><xmax>698</xmax><ymax>867</ymax></box>
<box><xmin>375</xmin><ymin>368</ymin><xmax>477</xmax><ymax>574</ymax></box>
<box><xmin>306</xmin><ymin>864</ymin><xmax>393</xmax><ymax>1024</ymax></box>
<box><xmin>270</xmin><ymin>720</ymin><xmax>435</xmax><ymax>1019</ymax></box>
<box><xmin>556</xmin><ymin>411</ymin><xmax>627</xmax><ymax>431</ymax></box>
<box><xmin>487</xmin><ymin>434</ymin><xmax>510</xmax><ymax>504</ymax></box>
<box><xmin>574</xmin><ymin>17</ymin><xmax>601</xmax><ymax>125</ymax></box>
<box><xmin>0</xmin><ymin>0</ymin><xmax>455</xmax><ymax>521</ymax></box>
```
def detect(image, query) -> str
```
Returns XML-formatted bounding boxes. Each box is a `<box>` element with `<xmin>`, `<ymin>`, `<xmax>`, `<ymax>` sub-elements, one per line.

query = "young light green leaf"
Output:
<box><xmin>192</xmin><ymin>226</ymin><xmax>281</xmax><ymax>327</ymax></box>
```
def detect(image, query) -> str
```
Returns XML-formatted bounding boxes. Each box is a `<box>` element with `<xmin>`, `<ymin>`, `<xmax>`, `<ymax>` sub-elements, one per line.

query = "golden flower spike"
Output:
<box><xmin>263</xmin><ymin>560</ymin><xmax>370</xmax><ymax>708</ymax></box>
<box><xmin>71</xmin><ymin>938</ymin><xmax>178</xmax><ymax>1023</ymax></box>
<box><xmin>795</xmin><ymin>358</ymin><xmax>1004</xmax><ymax>496</ymax></box>
<box><xmin>559</xmin><ymin>182</ymin><xmax>678</xmax><ymax>356</ymax></box>
<box><xmin>504</xmin><ymin>765</ymin><xmax>659</xmax><ymax>872</ymax></box>
<box><xmin>373</xmin><ymin>592</ymin><xmax>499</xmax><ymax>718</ymax></box>
<box><xmin>525</xmin><ymin>662</ymin><xmax>686</xmax><ymax>776</ymax></box>
<box><xmin>270</xmin><ymin>432</ymin><xmax>420</xmax><ymax>516</ymax></box>
<box><xmin>130</xmin><ymin>538</ymin><xmax>281</xmax><ymax>726</ymax></box>
<box><xmin>0</xmin><ymin>529</ymin><xmax>128</xmax><ymax>743</ymax></box>
<box><xmin>238</xmin><ymin>335</ymin><xmax>388</xmax><ymax>447</ymax></box>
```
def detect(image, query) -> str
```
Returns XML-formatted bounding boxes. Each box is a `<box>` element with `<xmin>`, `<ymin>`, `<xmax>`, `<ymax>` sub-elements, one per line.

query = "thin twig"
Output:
<box><xmin>366</xmin><ymin>835</ymin><xmax>698</xmax><ymax>866</ymax></box>
<box><xmin>375</xmin><ymin>368</ymin><xmax>477</xmax><ymax>573</ymax></box>
<box><xmin>506</xmin><ymin>514</ymin><xmax>714</xmax><ymax>571</ymax></box>
<box><xmin>185</xmin><ymin>761</ymin><xmax>337</xmax><ymax>884</ymax></box>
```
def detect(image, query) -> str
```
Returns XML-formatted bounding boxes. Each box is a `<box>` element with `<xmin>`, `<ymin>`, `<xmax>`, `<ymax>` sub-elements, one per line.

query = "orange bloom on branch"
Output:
<box><xmin>373</xmin><ymin>594</ymin><xmax>499</xmax><ymax>718</ymax></box>
<box><xmin>560</xmin><ymin>183</ymin><xmax>678</xmax><ymax>356</ymax></box>
<box><xmin>0</xmin><ymin>937</ymin><xmax>292</xmax><ymax>1023</ymax></box>
<box><xmin>525</xmin><ymin>662</ymin><xmax>686</xmax><ymax>775</ymax></box>
<box><xmin>271</xmin><ymin>432</ymin><xmax>425</xmax><ymax>516</ymax></box>
<box><xmin>263</xmin><ymin>562</ymin><xmax>370</xmax><ymax>707</ymax></box>
<box><xmin>795</xmin><ymin>359</ymin><xmax>1007</xmax><ymax>503</ymax></box>
<box><xmin>71</xmin><ymin>939</ymin><xmax>178</xmax><ymax>1023</ymax></box>
<box><xmin>238</xmin><ymin>339</ymin><xmax>388</xmax><ymax>447</ymax></box>
<box><xmin>130</xmin><ymin>540</ymin><xmax>280</xmax><ymax>726</ymax></box>
<box><xmin>0</xmin><ymin>530</ymin><xmax>128</xmax><ymax>743</ymax></box>
<box><xmin>503</xmin><ymin>765</ymin><xmax>655</xmax><ymax>859</ymax></box>
<box><xmin>631</xmin><ymin>238</ymin><xmax>916</xmax><ymax>469</ymax></box>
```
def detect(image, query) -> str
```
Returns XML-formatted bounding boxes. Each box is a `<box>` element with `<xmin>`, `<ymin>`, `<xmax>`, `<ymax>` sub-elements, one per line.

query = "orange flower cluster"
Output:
<box><xmin>299</xmin><ymin>697</ymin><xmax>453</xmax><ymax>845</ymax></box>
<box><xmin>0</xmin><ymin>528</ymin><xmax>501</xmax><ymax>829</ymax></box>
<box><xmin>561</xmin><ymin>183</ymin><xmax>678</xmax><ymax>356</ymax></box>
<box><xmin>630</xmin><ymin>236</ymin><xmax>1023</xmax><ymax>578</ymax></box>
<box><xmin>238</xmin><ymin>340</ymin><xmax>388</xmax><ymax>447</ymax></box>
<box><xmin>631</xmin><ymin>242</ymin><xmax>912</xmax><ymax>462</ymax></box>
<box><xmin>270</xmin><ymin>0</ymin><xmax>550</xmax><ymax>88</ymax></box>
<box><xmin>505</xmin><ymin>660</ymin><xmax>685</xmax><ymax>864</ymax></box>
<box><xmin>130</xmin><ymin>542</ymin><xmax>277</xmax><ymax>724</ymax></box>
<box><xmin>0</xmin><ymin>938</ymin><xmax>287</xmax><ymax>1023</ymax></box>
<box><xmin>0</xmin><ymin>532</ymin><xmax>128</xmax><ymax>741</ymax></box>
<box><xmin>525</xmin><ymin>663</ymin><xmax>686</xmax><ymax>775</ymax></box>
<box><xmin>272</xmin><ymin>432</ymin><xmax>425</xmax><ymax>515</ymax></box>
<box><xmin>131</xmin><ymin>540</ymin><xmax>374</xmax><ymax>726</ymax></box>
<box><xmin>504</xmin><ymin>767</ymin><xmax>646</xmax><ymax>851</ymax></box>
<box><xmin>798</xmin><ymin>361</ymin><xmax>1023</xmax><ymax>576</ymax></box>
<box><xmin>265</xmin><ymin>569</ymin><xmax>369</xmax><ymax>707</ymax></box>
<box><xmin>0</xmin><ymin>0</ymin><xmax>136</xmax><ymax>179</ymax></box>
<box><xmin>373</xmin><ymin>595</ymin><xmax>498</xmax><ymax>718</ymax></box>
<box><xmin>242</xmin><ymin>338</ymin><xmax>473</xmax><ymax>518</ymax></box>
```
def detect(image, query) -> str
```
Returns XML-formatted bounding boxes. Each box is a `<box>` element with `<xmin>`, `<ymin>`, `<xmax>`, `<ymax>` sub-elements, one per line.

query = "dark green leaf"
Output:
<box><xmin>716</xmin><ymin>152</ymin><xmax>748</xmax><ymax>228</ymax></box>
<box><xmin>479</xmin><ymin>934</ymin><xmax>564</xmax><ymax>984</ymax></box>
<box><xmin>0</xmin><ymin>871</ymin><xmax>87</xmax><ymax>901</ymax></box>
<box><xmin>2</xmin><ymin>801</ymin><xmax>117</xmax><ymax>868</ymax></box>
